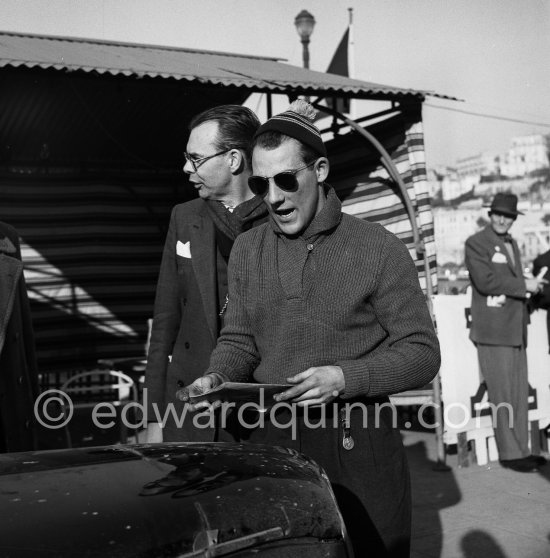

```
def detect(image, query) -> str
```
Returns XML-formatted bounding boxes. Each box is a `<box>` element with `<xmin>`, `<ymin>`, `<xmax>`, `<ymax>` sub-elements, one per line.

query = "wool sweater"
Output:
<box><xmin>206</xmin><ymin>188</ymin><xmax>440</xmax><ymax>399</ymax></box>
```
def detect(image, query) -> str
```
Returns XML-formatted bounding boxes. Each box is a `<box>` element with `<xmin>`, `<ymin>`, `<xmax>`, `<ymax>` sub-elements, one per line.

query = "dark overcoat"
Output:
<box><xmin>144</xmin><ymin>199</ymin><xmax>222</xmax><ymax>442</ymax></box>
<box><xmin>465</xmin><ymin>225</ymin><xmax>527</xmax><ymax>346</ymax></box>
<box><xmin>0</xmin><ymin>222</ymin><xmax>39</xmax><ymax>452</ymax></box>
<box><xmin>532</xmin><ymin>249</ymin><xmax>550</xmax><ymax>351</ymax></box>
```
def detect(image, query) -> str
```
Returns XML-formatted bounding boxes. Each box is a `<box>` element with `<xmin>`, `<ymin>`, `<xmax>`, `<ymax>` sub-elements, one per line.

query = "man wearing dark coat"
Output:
<box><xmin>532</xmin><ymin>248</ymin><xmax>550</xmax><ymax>351</ymax></box>
<box><xmin>0</xmin><ymin>221</ymin><xmax>39</xmax><ymax>452</ymax></box>
<box><xmin>465</xmin><ymin>193</ymin><xmax>547</xmax><ymax>473</ymax></box>
<box><xmin>144</xmin><ymin>105</ymin><xmax>268</xmax><ymax>443</ymax></box>
<box><xmin>179</xmin><ymin>100</ymin><xmax>441</xmax><ymax>557</ymax></box>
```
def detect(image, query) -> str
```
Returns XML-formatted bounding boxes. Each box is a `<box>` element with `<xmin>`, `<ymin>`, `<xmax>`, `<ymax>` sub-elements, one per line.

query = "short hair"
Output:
<box><xmin>189</xmin><ymin>105</ymin><xmax>260</xmax><ymax>169</ymax></box>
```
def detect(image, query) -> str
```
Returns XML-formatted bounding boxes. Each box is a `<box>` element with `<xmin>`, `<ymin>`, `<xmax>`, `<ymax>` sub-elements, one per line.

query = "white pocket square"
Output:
<box><xmin>491</xmin><ymin>252</ymin><xmax>507</xmax><ymax>264</ymax></box>
<box><xmin>487</xmin><ymin>294</ymin><xmax>506</xmax><ymax>307</ymax></box>
<box><xmin>176</xmin><ymin>240</ymin><xmax>191</xmax><ymax>258</ymax></box>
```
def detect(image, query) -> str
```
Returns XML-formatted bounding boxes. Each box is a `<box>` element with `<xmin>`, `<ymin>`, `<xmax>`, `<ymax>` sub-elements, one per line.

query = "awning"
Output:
<box><xmin>0</xmin><ymin>31</ymin><xmax>455</xmax><ymax>101</ymax></box>
<box><xmin>0</xmin><ymin>30</ymin><xmax>442</xmax><ymax>372</ymax></box>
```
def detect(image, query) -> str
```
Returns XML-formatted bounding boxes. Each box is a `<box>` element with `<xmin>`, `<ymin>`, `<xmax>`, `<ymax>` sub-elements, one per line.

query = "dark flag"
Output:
<box><xmin>327</xmin><ymin>27</ymin><xmax>349</xmax><ymax>76</ymax></box>
<box><xmin>326</xmin><ymin>28</ymin><xmax>351</xmax><ymax>114</ymax></box>
<box><xmin>315</xmin><ymin>26</ymin><xmax>351</xmax><ymax>120</ymax></box>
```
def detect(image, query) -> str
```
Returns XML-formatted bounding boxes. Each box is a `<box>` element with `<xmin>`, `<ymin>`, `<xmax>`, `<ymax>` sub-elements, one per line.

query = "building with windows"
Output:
<box><xmin>456</xmin><ymin>151</ymin><xmax>501</xmax><ymax>182</ymax></box>
<box><xmin>433</xmin><ymin>203</ymin><xmax>485</xmax><ymax>265</ymax></box>
<box><xmin>501</xmin><ymin>134</ymin><xmax>550</xmax><ymax>177</ymax></box>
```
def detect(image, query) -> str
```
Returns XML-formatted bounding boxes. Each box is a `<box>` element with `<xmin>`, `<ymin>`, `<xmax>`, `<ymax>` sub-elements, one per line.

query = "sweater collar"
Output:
<box><xmin>270</xmin><ymin>184</ymin><xmax>342</xmax><ymax>240</ymax></box>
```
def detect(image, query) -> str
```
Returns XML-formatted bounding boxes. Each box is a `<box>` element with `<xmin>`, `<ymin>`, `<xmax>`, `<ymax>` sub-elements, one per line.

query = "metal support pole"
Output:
<box><xmin>301</xmin><ymin>38</ymin><xmax>310</xmax><ymax>69</ymax></box>
<box><xmin>302</xmin><ymin>38</ymin><xmax>310</xmax><ymax>102</ymax></box>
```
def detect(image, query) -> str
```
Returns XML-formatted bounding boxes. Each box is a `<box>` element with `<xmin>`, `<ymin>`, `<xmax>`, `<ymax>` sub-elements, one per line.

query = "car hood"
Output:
<box><xmin>0</xmin><ymin>442</ymin><xmax>345</xmax><ymax>557</ymax></box>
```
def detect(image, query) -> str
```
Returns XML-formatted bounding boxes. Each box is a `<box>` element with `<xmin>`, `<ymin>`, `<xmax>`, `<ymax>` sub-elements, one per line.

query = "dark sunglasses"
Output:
<box><xmin>248</xmin><ymin>160</ymin><xmax>316</xmax><ymax>197</ymax></box>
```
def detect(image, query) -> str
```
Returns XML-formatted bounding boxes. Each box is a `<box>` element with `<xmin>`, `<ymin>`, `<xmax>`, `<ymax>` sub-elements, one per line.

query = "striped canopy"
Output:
<box><xmin>329</xmin><ymin>108</ymin><xmax>437</xmax><ymax>294</ymax></box>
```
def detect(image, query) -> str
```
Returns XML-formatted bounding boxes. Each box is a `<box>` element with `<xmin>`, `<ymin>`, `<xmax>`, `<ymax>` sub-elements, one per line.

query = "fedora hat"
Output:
<box><xmin>488</xmin><ymin>193</ymin><xmax>523</xmax><ymax>217</ymax></box>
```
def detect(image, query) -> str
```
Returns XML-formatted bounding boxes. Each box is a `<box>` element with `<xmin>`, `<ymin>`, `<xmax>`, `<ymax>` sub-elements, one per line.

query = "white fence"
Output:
<box><xmin>434</xmin><ymin>294</ymin><xmax>550</xmax><ymax>465</ymax></box>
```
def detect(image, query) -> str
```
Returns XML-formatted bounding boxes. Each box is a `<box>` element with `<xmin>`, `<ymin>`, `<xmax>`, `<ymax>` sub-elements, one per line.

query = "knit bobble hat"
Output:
<box><xmin>254</xmin><ymin>99</ymin><xmax>327</xmax><ymax>157</ymax></box>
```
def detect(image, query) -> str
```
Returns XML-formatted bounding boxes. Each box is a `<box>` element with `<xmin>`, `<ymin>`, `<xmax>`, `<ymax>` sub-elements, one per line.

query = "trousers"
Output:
<box><xmin>476</xmin><ymin>344</ymin><xmax>529</xmax><ymax>460</ymax></box>
<box><xmin>242</xmin><ymin>402</ymin><xmax>411</xmax><ymax>558</ymax></box>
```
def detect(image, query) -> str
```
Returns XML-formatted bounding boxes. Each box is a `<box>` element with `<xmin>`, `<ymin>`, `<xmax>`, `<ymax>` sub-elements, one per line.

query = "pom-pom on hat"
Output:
<box><xmin>254</xmin><ymin>99</ymin><xmax>327</xmax><ymax>157</ymax></box>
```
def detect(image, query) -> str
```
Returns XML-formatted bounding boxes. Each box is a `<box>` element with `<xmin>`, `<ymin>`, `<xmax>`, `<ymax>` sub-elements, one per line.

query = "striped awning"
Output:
<box><xmin>330</xmin><ymin>109</ymin><xmax>437</xmax><ymax>295</ymax></box>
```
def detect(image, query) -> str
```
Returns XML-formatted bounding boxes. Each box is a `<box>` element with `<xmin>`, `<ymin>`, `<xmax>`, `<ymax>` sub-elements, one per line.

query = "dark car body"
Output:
<box><xmin>0</xmin><ymin>442</ymin><xmax>352</xmax><ymax>557</ymax></box>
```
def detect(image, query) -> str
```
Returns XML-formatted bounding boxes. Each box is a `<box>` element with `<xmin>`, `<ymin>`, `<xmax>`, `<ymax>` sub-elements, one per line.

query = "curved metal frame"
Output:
<box><xmin>314</xmin><ymin>103</ymin><xmax>448</xmax><ymax>469</ymax></box>
<box><xmin>60</xmin><ymin>369</ymin><xmax>139</xmax><ymax>447</ymax></box>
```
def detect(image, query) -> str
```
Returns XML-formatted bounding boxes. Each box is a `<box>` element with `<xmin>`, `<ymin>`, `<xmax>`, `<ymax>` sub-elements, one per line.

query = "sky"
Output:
<box><xmin>1</xmin><ymin>0</ymin><xmax>549</xmax><ymax>168</ymax></box>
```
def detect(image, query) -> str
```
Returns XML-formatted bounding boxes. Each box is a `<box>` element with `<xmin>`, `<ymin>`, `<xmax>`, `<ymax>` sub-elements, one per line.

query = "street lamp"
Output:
<box><xmin>294</xmin><ymin>10</ymin><xmax>316</xmax><ymax>69</ymax></box>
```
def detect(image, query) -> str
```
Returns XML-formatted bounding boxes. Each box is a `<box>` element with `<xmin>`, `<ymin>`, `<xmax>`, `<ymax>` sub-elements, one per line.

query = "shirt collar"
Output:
<box><xmin>487</xmin><ymin>225</ymin><xmax>513</xmax><ymax>244</ymax></box>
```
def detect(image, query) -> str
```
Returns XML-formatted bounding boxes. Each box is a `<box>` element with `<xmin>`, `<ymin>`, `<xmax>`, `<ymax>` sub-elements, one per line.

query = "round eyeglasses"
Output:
<box><xmin>184</xmin><ymin>149</ymin><xmax>231</xmax><ymax>172</ymax></box>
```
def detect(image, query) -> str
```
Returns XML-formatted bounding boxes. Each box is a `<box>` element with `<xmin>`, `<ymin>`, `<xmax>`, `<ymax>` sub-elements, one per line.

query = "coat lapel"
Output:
<box><xmin>511</xmin><ymin>239</ymin><xmax>522</xmax><ymax>276</ymax></box>
<box><xmin>0</xmin><ymin>253</ymin><xmax>23</xmax><ymax>355</ymax></box>
<box><xmin>189</xmin><ymin>203</ymin><xmax>218</xmax><ymax>342</ymax></box>
<box><xmin>500</xmin><ymin>237</ymin><xmax>518</xmax><ymax>276</ymax></box>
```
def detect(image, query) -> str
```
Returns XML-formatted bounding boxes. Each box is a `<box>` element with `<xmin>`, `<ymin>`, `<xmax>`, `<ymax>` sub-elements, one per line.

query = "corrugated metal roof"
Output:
<box><xmin>0</xmin><ymin>65</ymin><xmax>247</xmax><ymax>168</ymax></box>
<box><xmin>0</xmin><ymin>31</ymin><xmax>454</xmax><ymax>101</ymax></box>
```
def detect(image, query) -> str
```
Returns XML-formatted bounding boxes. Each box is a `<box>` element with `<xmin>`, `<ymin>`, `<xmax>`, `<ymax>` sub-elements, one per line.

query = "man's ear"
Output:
<box><xmin>228</xmin><ymin>149</ymin><xmax>245</xmax><ymax>174</ymax></box>
<box><xmin>315</xmin><ymin>157</ymin><xmax>330</xmax><ymax>183</ymax></box>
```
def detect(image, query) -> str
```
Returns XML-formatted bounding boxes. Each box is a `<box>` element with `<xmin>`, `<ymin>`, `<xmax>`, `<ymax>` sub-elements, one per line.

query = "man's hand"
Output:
<box><xmin>175</xmin><ymin>374</ymin><xmax>223</xmax><ymax>411</ymax></box>
<box><xmin>526</xmin><ymin>277</ymin><xmax>548</xmax><ymax>294</ymax></box>
<box><xmin>273</xmin><ymin>366</ymin><xmax>345</xmax><ymax>407</ymax></box>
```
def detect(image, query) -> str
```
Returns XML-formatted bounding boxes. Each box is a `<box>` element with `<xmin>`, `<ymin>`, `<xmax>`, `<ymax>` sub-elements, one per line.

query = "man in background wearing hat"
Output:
<box><xmin>465</xmin><ymin>193</ymin><xmax>547</xmax><ymax>473</ymax></box>
<box><xmin>179</xmin><ymin>100</ymin><xmax>441</xmax><ymax>557</ymax></box>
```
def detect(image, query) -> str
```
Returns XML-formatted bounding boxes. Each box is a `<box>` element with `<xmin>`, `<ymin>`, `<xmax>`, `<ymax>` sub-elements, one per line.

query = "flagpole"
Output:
<box><xmin>348</xmin><ymin>8</ymin><xmax>356</xmax><ymax>120</ymax></box>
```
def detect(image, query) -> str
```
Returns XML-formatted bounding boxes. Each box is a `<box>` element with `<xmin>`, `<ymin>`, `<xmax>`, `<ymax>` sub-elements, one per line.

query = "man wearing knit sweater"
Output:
<box><xmin>178</xmin><ymin>101</ymin><xmax>441</xmax><ymax>557</ymax></box>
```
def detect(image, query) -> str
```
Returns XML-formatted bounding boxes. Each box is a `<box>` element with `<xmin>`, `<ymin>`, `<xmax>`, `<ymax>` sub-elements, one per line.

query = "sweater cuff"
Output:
<box><xmin>209</xmin><ymin>372</ymin><xmax>230</xmax><ymax>386</ymax></box>
<box><xmin>336</xmin><ymin>359</ymin><xmax>370</xmax><ymax>399</ymax></box>
<box><xmin>206</xmin><ymin>364</ymin><xmax>238</xmax><ymax>382</ymax></box>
